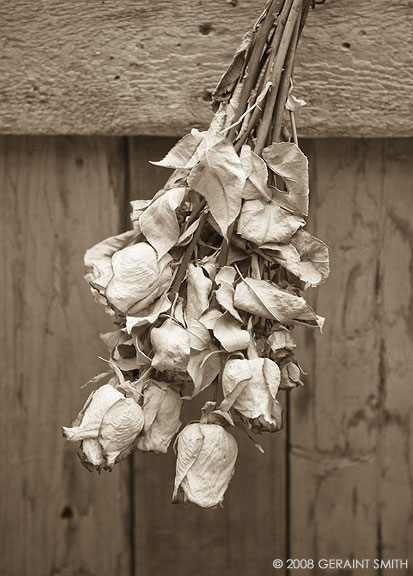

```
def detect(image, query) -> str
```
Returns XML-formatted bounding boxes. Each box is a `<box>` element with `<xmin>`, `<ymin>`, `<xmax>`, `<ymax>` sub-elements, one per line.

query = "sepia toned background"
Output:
<box><xmin>1</xmin><ymin>1</ymin><xmax>413</xmax><ymax>575</ymax></box>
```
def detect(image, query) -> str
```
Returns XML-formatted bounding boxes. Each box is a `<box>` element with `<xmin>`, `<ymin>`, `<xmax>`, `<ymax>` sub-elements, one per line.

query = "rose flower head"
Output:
<box><xmin>221</xmin><ymin>357</ymin><xmax>283</xmax><ymax>433</ymax></box>
<box><xmin>62</xmin><ymin>381</ymin><xmax>144</xmax><ymax>469</ymax></box>
<box><xmin>173</xmin><ymin>423</ymin><xmax>238</xmax><ymax>508</ymax></box>
<box><xmin>137</xmin><ymin>380</ymin><xmax>182</xmax><ymax>453</ymax></box>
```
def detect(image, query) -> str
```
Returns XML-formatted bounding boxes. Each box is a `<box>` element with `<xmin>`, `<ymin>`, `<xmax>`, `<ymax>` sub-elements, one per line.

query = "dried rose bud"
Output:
<box><xmin>150</xmin><ymin>318</ymin><xmax>190</xmax><ymax>372</ymax></box>
<box><xmin>105</xmin><ymin>242</ymin><xmax>173</xmax><ymax>315</ymax></box>
<box><xmin>221</xmin><ymin>357</ymin><xmax>283</xmax><ymax>433</ymax></box>
<box><xmin>62</xmin><ymin>382</ymin><xmax>144</xmax><ymax>468</ymax></box>
<box><xmin>267</xmin><ymin>329</ymin><xmax>296</xmax><ymax>361</ymax></box>
<box><xmin>137</xmin><ymin>380</ymin><xmax>182</xmax><ymax>453</ymax></box>
<box><xmin>173</xmin><ymin>423</ymin><xmax>238</xmax><ymax>508</ymax></box>
<box><xmin>279</xmin><ymin>361</ymin><xmax>304</xmax><ymax>389</ymax></box>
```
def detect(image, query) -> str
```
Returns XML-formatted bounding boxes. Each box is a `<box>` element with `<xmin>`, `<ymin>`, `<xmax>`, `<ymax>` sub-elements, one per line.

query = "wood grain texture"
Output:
<box><xmin>0</xmin><ymin>136</ymin><xmax>131</xmax><ymax>576</ymax></box>
<box><xmin>0</xmin><ymin>1</ymin><xmax>412</xmax><ymax>137</ymax></box>
<box><xmin>289</xmin><ymin>139</ymin><xmax>413</xmax><ymax>573</ymax></box>
<box><xmin>129</xmin><ymin>137</ymin><xmax>287</xmax><ymax>576</ymax></box>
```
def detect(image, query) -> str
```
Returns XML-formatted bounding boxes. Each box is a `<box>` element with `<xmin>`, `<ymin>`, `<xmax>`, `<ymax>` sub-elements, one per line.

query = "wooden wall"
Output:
<box><xmin>1</xmin><ymin>136</ymin><xmax>412</xmax><ymax>576</ymax></box>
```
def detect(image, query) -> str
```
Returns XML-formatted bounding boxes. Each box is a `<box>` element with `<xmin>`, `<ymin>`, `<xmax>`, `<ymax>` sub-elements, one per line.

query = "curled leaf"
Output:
<box><xmin>186</xmin><ymin>347</ymin><xmax>222</xmax><ymax>398</ymax></box>
<box><xmin>262</xmin><ymin>142</ymin><xmax>309</xmax><ymax>216</ymax></box>
<box><xmin>238</xmin><ymin>199</ymin><xmax>304</xmax><ymax>245</ymax></box>
<box><xmin>213</xmin><ymin>30</ymin><xmax>253</xmax><ymax>102</ymax></box>
<box><xmin>234</xmin><ymin>277</ymin><xmax>324</xmax><ymax>330</ymax></box>
<box><xmin>140</xmin><ymin>187</ymin><xmax>186</xmax><ymax>258</ymax></box>
<box><xmin>185</xmin><ymin>264</ymin><xmax>212</xmax><ymax>321</ymax></box>
<box><xmin>240</xmin><ymin>145</ymin><xmax>272</xmax><ymax>201</ymax></box>
<box><xmin>214</xmin><ymin>266</ymin><xmax>242</xmax><ymax>322</ymax></box>
<box><xmin>213</xmin><ymin>312</ymin><xmax>250</xmax><ymax>353</ymax></box>
<box><xmin>150</xmin><ymin>129</ymin><xmax>207</xmax><ymax>169</ymax></box>
<box><xmin>126</xmin><ymin>293</ymin><xmax>171</xmax><ymax>332</ymax></box>
<box><xmin>188</xmin><ymin>135</ymin><xmax>246</xmax><ymax>239</ymax></box>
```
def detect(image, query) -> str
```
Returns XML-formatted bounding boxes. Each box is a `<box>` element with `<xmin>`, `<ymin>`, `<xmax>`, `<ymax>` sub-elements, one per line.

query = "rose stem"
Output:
<box><xmin>271</xmin><ymin>12</ymin><xmax>301</xmax><ymax>142</ymax></box>
<box><xmin>233</xmin><ymin>0</ymin><xmax>295</xmax><ymax>151</ymax></box>
<box><xmin>169</xmin><ymin>210</ymin><xmax>208</xmax><ymax>298</ymax></box>
<box><xmin>228</xmin><ymin>0</ymin><xmax>282</xmax><ymax>142</ymax></box>
<box><xmin>254</xmin><ymin>0</ymin><xmax>303</xmax><ymax>155</ymax></box>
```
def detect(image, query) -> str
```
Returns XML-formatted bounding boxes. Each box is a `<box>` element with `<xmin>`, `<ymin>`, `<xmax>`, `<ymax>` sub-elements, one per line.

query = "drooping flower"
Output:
<box><xmin>85</xmin><ymin>233</ymin><xmax>173</xmax><ymax>315</ymax></box>
<box><xmin>105</xmin><ymin>243</ymin><xmax>173</xmax><ymax>314</ymax></box>
<box><xmin>173</xmin><ymin>423</ymin><xmax>238</xmax><ymax>508</ymax></box>
<box><xmin>62</xmin><ymin>381</ymin><xmax>144</xmax><ymax>468</ymax></box>
<box><xmin>221</xmin><ymin>357</ymin><xmax>283</xmax><ymax>433</ymax></box>
<box><xmin>137</xmin><ymin>380</ymin><xmax>182</xmax><ymax>453</ymax></box>
<box><xmin>150</xmin><ymin>318</ymin><xmax>190</xmax><ymax>372</ymax></box>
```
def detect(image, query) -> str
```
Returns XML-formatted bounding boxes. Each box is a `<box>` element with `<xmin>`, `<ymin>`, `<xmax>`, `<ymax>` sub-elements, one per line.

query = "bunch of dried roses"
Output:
<box><xmin>63</xmin><ymin>0</ymin><xmax>329</xmax><ymax>508</ymax></box>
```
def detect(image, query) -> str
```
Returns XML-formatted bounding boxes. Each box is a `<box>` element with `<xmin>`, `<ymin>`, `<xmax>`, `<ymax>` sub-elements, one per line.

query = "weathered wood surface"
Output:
<box><xmin>290</xmin><ymin>139</ymin><xmax>413</xmax><ymax>573</ymax></box>
<box><xmin>1</xmin><ymin>1</ymin><xmax>412</xmax><ymax>137</ymax></box>
<box><xmin>129</xmin><ymin>137</ymin><xmax>288</xmax><ymax>576</ymax></box>
<box><xmin>1</xmin><ymin>136</ymin><xmax>413</xmax><ymax>576</ymax></box>
<box><xmin>0</xmin><ymin>136</ymin><xmax>131</xmax><ymax>576</ymax></box>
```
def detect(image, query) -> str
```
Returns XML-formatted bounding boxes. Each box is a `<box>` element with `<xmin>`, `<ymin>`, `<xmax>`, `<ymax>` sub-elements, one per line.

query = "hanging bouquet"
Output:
<box><xmin>63</xmin><ymin>0</ymin><xmax>329</xmax><ymax>508</ymax></box>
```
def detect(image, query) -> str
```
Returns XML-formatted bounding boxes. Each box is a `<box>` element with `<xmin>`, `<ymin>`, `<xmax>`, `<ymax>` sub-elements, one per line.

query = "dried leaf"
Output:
<box><xmin>213</xmin><ymin>30</ymin><xmax>253</xmax><ymax>102</ymax></box>
<box><xmin>188</xmin><ymin>135</ymin><xmax>246</xmax><ymax>239</ymax></box>
<box><xmin>290</xmin><ymin>229</ymin><xmax>330</xmax><ymax>285</ymax></box>
<box><xmin>286</xmin><ymin>94</ymin><xmax>307</xmax><ymax>112</ymax></box>
<box><xmin>214</xmin><ymin>266</ymin><xmax>242</xmax><ymax>322</ymax></box>
<box><xmin>199</xmin><ymin>308</ymin><xmax>223</xmax><ymax>331</ymax></box>
<box><xmin>140</xmin><ymin>187</ymin><xmax>186</xmax><ymax>258</ymax></box>
<box><xmin>130</xmin><ymin>199</ymin><xmax>151</xmax><ymax>230</ymax></box>
<box><xmin>213</xmin><ymin>312</ymin><xmax>250</xmax><ymax>353</ymax></box>
<box><xmin>234</xmin><ymin>277</ymin><xmax>324</xmax><ymax>329</ymax></box>
<box><xmin>173</xmin><ymin>423</ymin><xmax>238</xmax><ymax>507</ymax></box>
<box><xmin>240</xmin><ymin>145</ymin><xmax>272</xmax><ymax>201</ymax></box>
<box><xmin>185</xmin><ymin>264</ymin><xmax>212</xmax><ymax>321</ymax></box>
<box><xmin>262</xmin><ymin>142</ymin><xmax>309</xmax><ymax>216</ymax></box>
<box><xmin>151</xmin><ymin>318</ymin><xmax>190</xmax><ymax>372</ymax></box>
<box><xmin>261</xmin><ymin>229</ymin><xmax>330</xmax><ymax>287</ymax></box>
<box><xmin>150</xmin><ymin>129</ymin><xmax>207</xmax><ymax>169</ymax></box>
<box><xmin>238</xmin><ymin>199</ymin><xmax>304</xmax><ymax>245</ymax></box>
<box><xmin>126</xmin><ymin>293</ymin><xmax>171</xmax><ymax>332</ymax></box>
<box><xmin>186</xmin><ymin>347</ymin><xmax>222</xmax><ymax>398</ymax></box>
<box><xmin>186</xmin><ymin>317</ymin><xmax>213</xmax><ymax>352</ymax></box>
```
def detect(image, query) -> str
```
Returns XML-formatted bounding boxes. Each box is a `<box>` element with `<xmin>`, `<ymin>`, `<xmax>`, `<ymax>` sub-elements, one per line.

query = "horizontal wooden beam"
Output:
<box><xmin>1</xmin><ymin>1</ymin><xmax>411</xmax><ymax>137</ymax></box>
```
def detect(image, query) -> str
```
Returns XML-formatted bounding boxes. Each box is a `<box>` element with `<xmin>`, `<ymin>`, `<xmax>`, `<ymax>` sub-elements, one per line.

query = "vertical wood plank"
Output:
<box><xmin>289</xmin><ymin>139</ymin><xmax>413</xmax><ymax>571</ymax></box>
<box><xmin>379</xmin><ymin>140</ymin><xmax>413</xmax><ymax>565</ymax></box>
<box><xmin>129</xmin><ymin>136</ymin><xmax>287</xmax><ymax>576</ymax></box>
<box><xmin>0</xmin><ymin>136</ymin><xmax>131</xmax><ymax>576</ymax></box>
